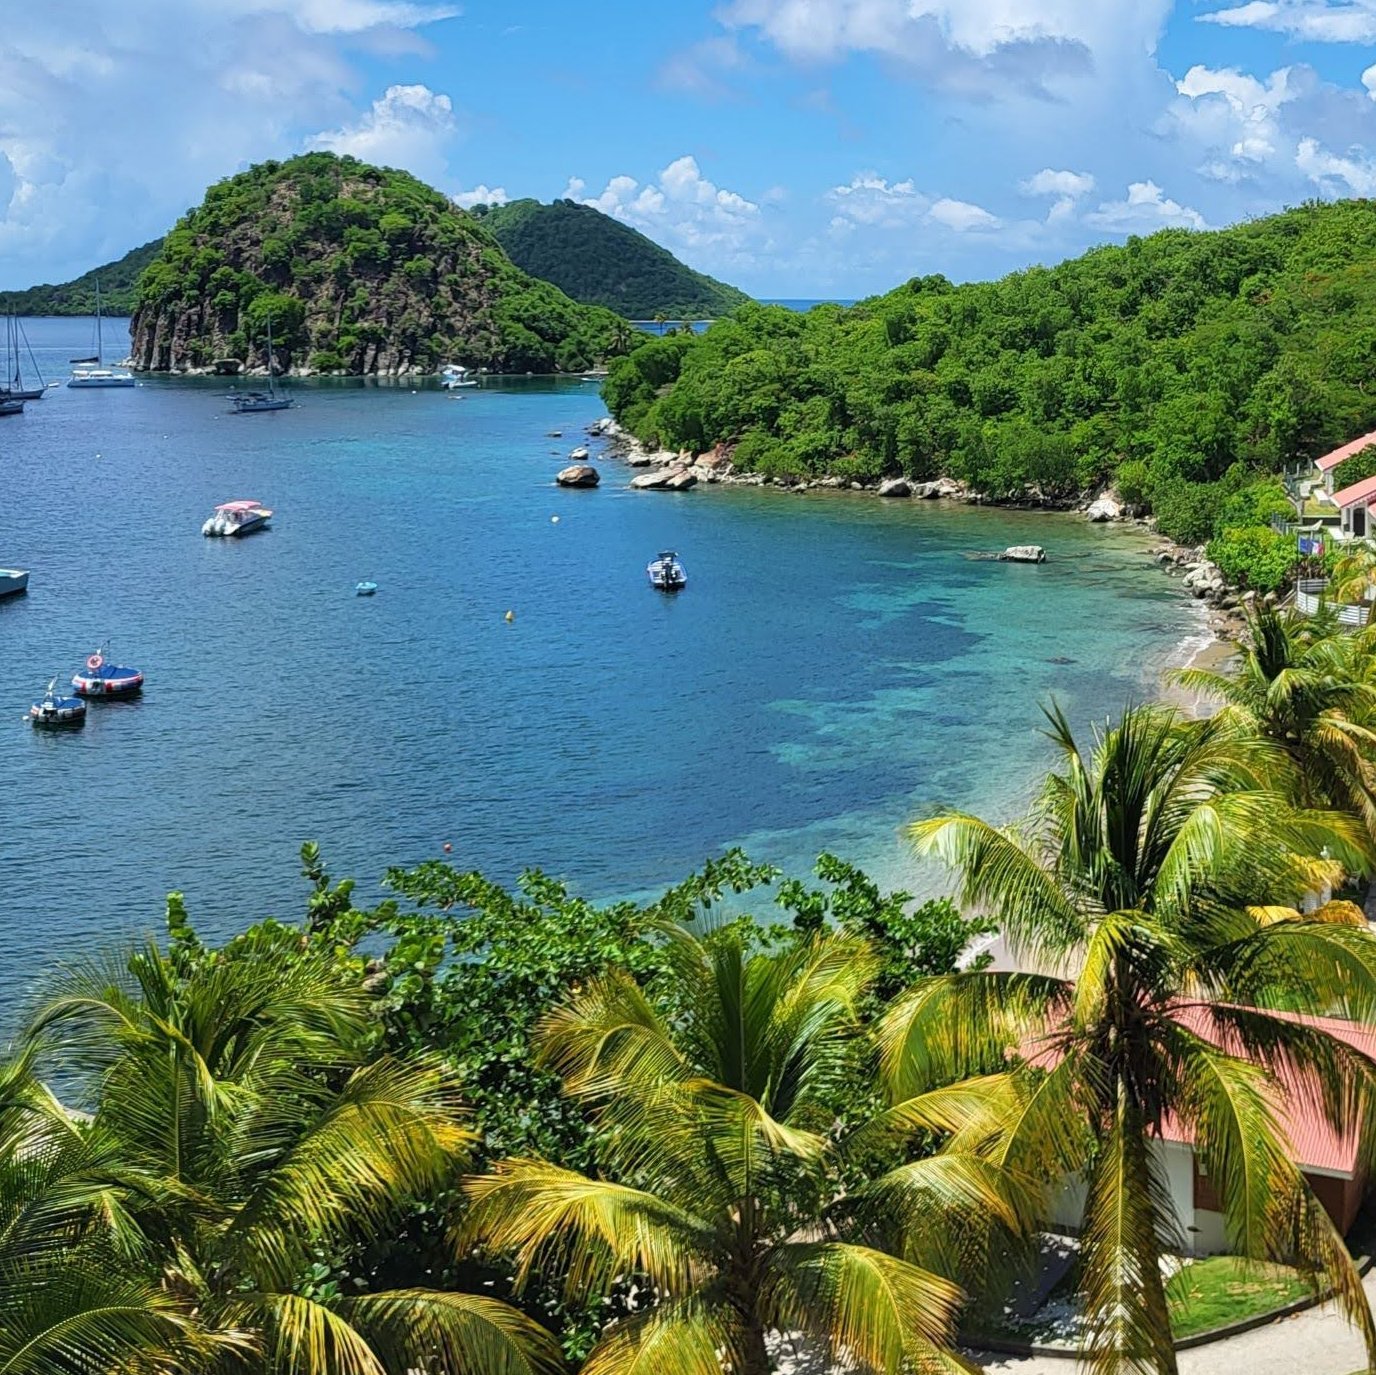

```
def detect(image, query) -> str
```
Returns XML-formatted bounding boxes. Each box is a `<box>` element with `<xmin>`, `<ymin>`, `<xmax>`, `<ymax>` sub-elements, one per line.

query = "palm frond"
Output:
<box><xmin>460</xmin><ymin>1159</ymin><xmax>713</xmax><ymax>1300</ymax></box>
<box><xmin>762</xmin><ymin>1242</ymin><xmax>975</xmax><ymax>1375</ymax></box>
<box><xmin>237</xmin><ymin>1291</ymin><xmax>381</xmax><ymax>1375</ymax></box>
<box><xmin>579</xmin><ymin>1302</ymin><xmax>740</xmax><ymax>1375</ymax></box>
<box><xmin>344</xmin><ymin>1288</ymin><xmax>565</xmax><ymax>1375</ymax></box>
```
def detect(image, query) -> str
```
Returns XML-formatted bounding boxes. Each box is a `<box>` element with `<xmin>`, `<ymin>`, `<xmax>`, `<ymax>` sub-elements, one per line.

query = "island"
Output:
<box><xmin>129</xmin><ymin>153</ymin><xmax>628</xmax><ymax>376</ymax></box>
<box><xmin>471</xmin><ymin>197</ymin><xmax>750</xmax><ymax>320</ymax></box>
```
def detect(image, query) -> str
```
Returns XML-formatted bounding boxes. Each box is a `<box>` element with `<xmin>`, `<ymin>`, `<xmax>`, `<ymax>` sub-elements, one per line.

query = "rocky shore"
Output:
<box><xmin>591</xmin><ymin>418</ymin><xmax>1251</xmax><ymax>649</ymax></box>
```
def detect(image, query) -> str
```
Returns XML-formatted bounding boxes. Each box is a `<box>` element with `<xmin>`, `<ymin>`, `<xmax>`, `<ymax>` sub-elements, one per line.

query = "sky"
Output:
<box><xmin>5</xmin><ymin>1</ymin><xmax>1376</xmax><ymax>297</ymax></box>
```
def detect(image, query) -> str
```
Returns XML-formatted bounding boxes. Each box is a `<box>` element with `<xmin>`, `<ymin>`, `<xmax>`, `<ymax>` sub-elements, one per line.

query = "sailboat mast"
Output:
<box><xmin>95</xmin><ymin>280</ymin><xmax>103</xmax><ymax>366</ymax></box>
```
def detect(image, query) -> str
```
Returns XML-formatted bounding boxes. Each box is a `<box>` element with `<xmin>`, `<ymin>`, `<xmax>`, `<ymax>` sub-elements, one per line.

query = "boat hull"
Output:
<box><xmin>72</xmin><ymin>669</ymin><xmax>144</xmax><ymax>697</ymax></box>
<box><xmin>68</xmin><ymin>374</ymin><xmax>135</xmax><ymax>388</ymax></box>
<box><xmin>30</xmin><ymin>699</ymin><xmax>86</xmax><ymax>728</ymax></box>
<box><xmin>0</xmin><ymin>570</ymin><xmax>29</xmax><ymax>597</ymax></box>
<box><xmin>0</xmin><ymin>400</ymin><xmax>23</xmax><ymax>416</ymax></box>
<box><xmin>1</xmin><ymin>387</ymin><xmax>43</xmax><ymax>401</ymax></box>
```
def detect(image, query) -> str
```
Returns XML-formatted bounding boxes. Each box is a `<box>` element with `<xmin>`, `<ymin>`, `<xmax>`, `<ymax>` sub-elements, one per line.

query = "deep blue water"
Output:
<box><xmin>0</xmin><ymin>317</ymin><xmax>1207</xmax><ymax>987</ymax></box>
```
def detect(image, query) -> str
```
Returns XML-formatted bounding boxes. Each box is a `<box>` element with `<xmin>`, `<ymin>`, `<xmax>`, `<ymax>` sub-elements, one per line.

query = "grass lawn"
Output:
<box><xmin>1166</xmin><ymin>1256</ymin><xmax>1315</xmax><ymax>1337</ymax></box>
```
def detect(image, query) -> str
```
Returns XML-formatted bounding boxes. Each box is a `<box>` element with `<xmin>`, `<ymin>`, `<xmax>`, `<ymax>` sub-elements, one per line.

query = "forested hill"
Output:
<box><xmin>606</xmin><ymin>199</ymin><xmax>1376</xmax><ymax>544</ymax></box>
<box><xmin>0</xmin><ymin>239</ymin><xmax>162</xmax><ymax>316</ymax></box>
<box><xmin>130</xmin><ymin>153</ymin><xmax>626</xmax><ymax>375</ymax></box>
<box><xmin>474</xmin><ymin>198</ymin><xmax>751</xmax><ymax>319</ymax></box>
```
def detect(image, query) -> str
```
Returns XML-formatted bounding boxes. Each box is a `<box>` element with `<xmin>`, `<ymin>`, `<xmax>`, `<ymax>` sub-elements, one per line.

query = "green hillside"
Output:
<box><xmin>0</xmin><ymin>239</ymin><xmax>162</xmax><ymax>316</ymax></box>
<box><xmin>606</xmin><ymin>198</ymin><xmax>1376</xmax><ymax>544</ymax></box>
<box><xmin>475</xmin><ymin>197</ymin><xmax>750</xmax><ymax>319</ymax></box>
<box><xmin>130</xmin><ymin>154</ymin><xmax>628</xmax><ymax>375</ymax></box>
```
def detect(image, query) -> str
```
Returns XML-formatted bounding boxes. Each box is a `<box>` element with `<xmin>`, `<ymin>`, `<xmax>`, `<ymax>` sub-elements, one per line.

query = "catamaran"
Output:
<box><xmin>68</xmin><ymin>280</ymin><xmax>135</xmax><ymax>387</ymax></box>
<box><xmin>229</xmin><ymin>313</ymin><xmax>293</xmax><ymax>412</ymax></box>
<box><xmin>2</xmin><ymin>313</ymin><xmax>48</xmax><ymax>400</ymax></box>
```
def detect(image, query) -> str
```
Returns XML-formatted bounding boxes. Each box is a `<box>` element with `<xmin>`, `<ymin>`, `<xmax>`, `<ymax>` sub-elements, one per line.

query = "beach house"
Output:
<box><xmin>1043</xmin><ymin>1005</ymin><xmax>1375</xmax><ymax>1255</ymax></box>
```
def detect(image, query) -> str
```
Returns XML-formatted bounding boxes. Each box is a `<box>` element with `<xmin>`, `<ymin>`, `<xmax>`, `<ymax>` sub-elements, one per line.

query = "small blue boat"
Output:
<box><xmin>355</xmin><ymin>581</ymin><xmax>378</xmax><ymax>596</ymax></box>
<box><xmin>30</xmin><ymin>678</ymin><xmax>86</xmax><ymax>728</ymax></box>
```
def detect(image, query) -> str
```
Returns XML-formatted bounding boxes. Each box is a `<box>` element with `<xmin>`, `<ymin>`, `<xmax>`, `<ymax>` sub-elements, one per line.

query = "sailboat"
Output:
<box><xmin>2</xmin><ymin>314</ymin><xmax>48</xmax><ymax>400</ymax></box>
<box><xmin>68</xmin><ymin>280</ymin><xmax>134</xmax><ymax>387</ymax></box>
<box><xmin>229</xmin><ymin>313</ymin><xmax>293</xmax><ymax>413</ymax></box>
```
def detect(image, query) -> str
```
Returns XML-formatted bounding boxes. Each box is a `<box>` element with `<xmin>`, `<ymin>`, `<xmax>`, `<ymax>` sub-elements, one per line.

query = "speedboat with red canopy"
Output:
<box><xmin>202</xmin><ymin>501</ymin><xmax>272</xmax><ymax>537</ymax></box>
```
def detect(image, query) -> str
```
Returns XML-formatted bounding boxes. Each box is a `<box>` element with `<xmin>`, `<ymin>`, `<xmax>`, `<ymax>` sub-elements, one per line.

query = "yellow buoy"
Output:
<box><xmin>504</xmin><ymin>610</ymin><xmax>515</xmax><ymax>623</ymax></box>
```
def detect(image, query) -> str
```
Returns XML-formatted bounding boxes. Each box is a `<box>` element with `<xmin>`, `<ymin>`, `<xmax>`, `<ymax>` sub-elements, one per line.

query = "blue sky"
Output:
<box><xmin>5</xmin><ymin>0</ymin><xmax>1376</xmax><ymax>296</ymax></box>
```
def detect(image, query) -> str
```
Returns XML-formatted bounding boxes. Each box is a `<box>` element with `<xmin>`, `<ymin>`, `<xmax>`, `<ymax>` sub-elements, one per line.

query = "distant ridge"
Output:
<box><xmin>0</xmin><ymin>240</ymin><xmax>162</xmax><ymax>316</ymax></box>
<box><xmin>474</xmin><ymin>198</ymin><xmax>750</xmax><ymax>320</ymax></box>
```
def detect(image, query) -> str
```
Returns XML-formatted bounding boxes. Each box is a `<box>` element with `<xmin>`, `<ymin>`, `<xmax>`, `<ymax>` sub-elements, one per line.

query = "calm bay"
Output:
<box><xmin>0</xmin><ymin>317</ymin><xmax>1208</xmax><ymax>990</ymax></box>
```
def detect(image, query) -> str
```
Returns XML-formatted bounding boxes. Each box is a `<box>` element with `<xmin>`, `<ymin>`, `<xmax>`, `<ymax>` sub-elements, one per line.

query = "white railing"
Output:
<box><xmin>1294</xmin><ymin>579</ymin><xmax>1370</xmax><ymax>626</ymax></box>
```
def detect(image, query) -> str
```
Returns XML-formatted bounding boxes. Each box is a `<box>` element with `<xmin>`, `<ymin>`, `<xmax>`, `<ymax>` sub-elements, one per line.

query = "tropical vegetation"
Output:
<box><xmin>474</xmin><ymin>198</ymin><xmax>751</xmax><ymax>320</ymax></box>
<box><xmin>129</xmin><ymin>153</ymin><xmax>627</xmax><ymax>375</ymax></box>
<box><xmin>0</xmin><ymin>239</ymin><xmax>161</xmax><ymax>316</ymax></box>
<box><xmin>18</xmin><ymin>605</ymin><xmax>1376</xmax><ymax>1375</ymax></box>
<box><xmin>604</xmin><ymin>199</ymin><xmax>1376</xmax><ymax>544</ymax></box>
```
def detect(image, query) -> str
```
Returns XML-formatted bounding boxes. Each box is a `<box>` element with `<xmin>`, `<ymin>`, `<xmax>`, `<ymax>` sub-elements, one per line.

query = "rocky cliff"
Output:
<box><xmin>129</xmin><ymin>153</ymin><xmax>623</xmax><ymax>375</ymax></box>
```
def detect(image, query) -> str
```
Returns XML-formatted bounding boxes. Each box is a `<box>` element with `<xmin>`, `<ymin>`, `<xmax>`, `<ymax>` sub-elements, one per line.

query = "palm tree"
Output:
<box><xmin>0</xmin><ymin>1050</ymin><xmax>239</xmax><ymax>1375</ymax></box>
<box><xmin>1174</xmin><ymin>605</ymin><xmax>1376</xmax><ymax>829</ymax></box>
<box><xmin>1331</xmin><ymin>539</ymin><xmax>1376</xmax><ymax>621</ymax></box>
<box><xmin>462</xmin><ymin>927</ymin><xmax>1033</xmax><ymax>1375</ymax></box>
<box><xmin>891</xmin><ymin>702</ymin><xmax>1376</xmax><ymax>1375</ymax></box>
<box><xmin>27</xmin><ymin>931</ymin><xmax>561</xmax><ymax>1375</ymax></box>
<box><xmin>609</xmin><ymin>320</ymin><xmax>634</xmax><ymax>356</ymax></box>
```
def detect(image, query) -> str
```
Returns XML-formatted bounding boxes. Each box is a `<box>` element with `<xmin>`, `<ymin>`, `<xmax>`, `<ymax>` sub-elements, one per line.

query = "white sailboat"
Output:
<box><xmin>2</xmin><ymin>314</ymin><xmax>47</xmax><ymax>400</ymax></box>
<box><xmin>68</xmin><ymin>280</ymin><xmax>135</xmax><ymax>388</ymax></box>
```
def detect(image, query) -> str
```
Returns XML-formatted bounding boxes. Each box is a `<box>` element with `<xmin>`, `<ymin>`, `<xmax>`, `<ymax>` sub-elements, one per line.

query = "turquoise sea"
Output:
<box><xmin>0</xmin><ymin>317</ymin><xmax>1208</xmax><ymax>988</ymax></box>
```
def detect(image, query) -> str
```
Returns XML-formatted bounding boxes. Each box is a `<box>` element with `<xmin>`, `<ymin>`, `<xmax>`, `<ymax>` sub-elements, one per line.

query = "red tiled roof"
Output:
<box><xmin>1023</xmin><ymin>1003</ymin><xmax>1376</xmax><ymax>1177</ymax></box>
<box><xmin>1333</xmin><ymin>473</ymin><xmax>1376</xmax><ymax>509</ymax></box>
<box><xmin>1317</xmin><ymin>431</ymin><xmax>1376</xmax><ymax>472</ymax></box>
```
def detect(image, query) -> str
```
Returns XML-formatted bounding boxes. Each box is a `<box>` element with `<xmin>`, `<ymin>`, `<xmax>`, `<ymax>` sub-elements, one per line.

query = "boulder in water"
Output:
<box><xmin>568</xmin><ymin>445</ymin><xmax>590</xmax><ymax>461</ymax></box>
<box><xmin>877</xmin><ymin>478</ymin><xmax>912</xmax><ymax>498</ymax></box>
<box><xmin>1086</xmin><ymin>493</ymin><xmax>1123</xmax><ymax>522</ymax></box>
<box><xmin>999</xmin><ymin>545</ymin><xmax>1046</xmax><ymax>564</ymax></box>
<box><xmin>556</xmin><ymin>464</ymin><xmax>600</xmax><ymax>488</ymax></box>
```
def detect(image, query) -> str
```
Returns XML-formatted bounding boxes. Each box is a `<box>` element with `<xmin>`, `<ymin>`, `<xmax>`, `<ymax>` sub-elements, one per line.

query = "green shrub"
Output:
<box><xmin>1115</xmin><ymin>458</ymin><xmax>1151</xmax><ymax>507</ymax></box>
<box><xmin>1331</xmin><ymin>444</ymin><xmax>1376</xmax><ymax>493</ymax></box>
<box><xmin>1206</xmin><ymin>525</ymin><xmax>1301</xmax><ymax>592</ymax></box>
<box><xmin>310</xmin><ymin>350</ymin><xmax>345</xmax><ymax>372</ymax></box>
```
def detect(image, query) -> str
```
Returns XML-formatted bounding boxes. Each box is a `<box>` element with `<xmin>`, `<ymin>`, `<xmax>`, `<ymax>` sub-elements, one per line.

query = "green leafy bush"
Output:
<box><xmin>1206</xmin><ymin>525</ymin><xmax>1301</xmax><ymax>592</ymax></box>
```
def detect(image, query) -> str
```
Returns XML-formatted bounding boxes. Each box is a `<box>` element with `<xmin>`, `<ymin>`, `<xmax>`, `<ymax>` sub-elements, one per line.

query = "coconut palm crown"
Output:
<box><xmin>894</xmin><ymin>703</ymin><xmax>1376</xmax><ymax>1375</ymax></box>
<box><xmin>1173</xmin><ymin>605</ymin><xmax>1376</xmax><ymax>831</ymax></box>
<box><xmin>463</xmin><ymin>927</ymin><xmax>1035</xmax><ymax>1375</ymax></box>
<box><xmin>25</xmin><ymin>926</ymin><xmax>561</xmax><ymax>1375</ymax></box>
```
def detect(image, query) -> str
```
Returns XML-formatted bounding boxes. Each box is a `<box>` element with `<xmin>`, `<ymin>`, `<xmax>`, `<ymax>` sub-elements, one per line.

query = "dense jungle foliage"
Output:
<box><xmin>474</xmin><ymin>198</ymin><xmax>751</xmax><ymax>319</ymax></box>
<box><xmin>605</xmin><ymin>199</ymin><xmax>1376</xmax><ymax>545</ymax></box>
<box><xmin>0</xmin><ymin>239</ymin><xmax>161</xmax><ymax>316</ymax></box>
<box><xmin>129</xmin><ymin>153</ymin><xmax>626</xmax><ymax>374</ymax></box>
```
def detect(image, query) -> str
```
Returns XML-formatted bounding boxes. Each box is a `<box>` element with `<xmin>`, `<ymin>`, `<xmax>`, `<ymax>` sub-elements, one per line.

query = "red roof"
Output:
<box><xmin>1332</xmin><ymin>474</ymin><xmax>1376</xmax><ymax>509</ymax></box>
<box><xmin>215</xmin><ymin>500</ymin><xmax>265</xmax><ymax>512</ymax></box>
<box><xmin>1024</xmin><ymin>1003</ymin><xmax>1376</xmax><ymax>1177</ymax></box>
<box><xmin>1317</xmin><ymin>431</ymin><xmax>1376</xmax><ymax>472</ymax></box>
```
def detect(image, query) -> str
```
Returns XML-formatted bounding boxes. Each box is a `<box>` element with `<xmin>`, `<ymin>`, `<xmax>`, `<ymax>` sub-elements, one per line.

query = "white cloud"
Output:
<box><xmin>0</xmin><ymin>1</ymin><xmax>455</xmax><ymax>287</ymax></box>
<box><xmin>453</xmin><ymin>184</ymin><xmax>508</xmax><ymax>209</ymax></box>
<box><xmin>1019</xmin><ymin>167</ymin><xmax>1094</xmax><ymax>222</ymax></box>
<box><xmin>1363</xmin><ymin>62</ymin><xmax>1376</xmax><ymax>99</ymax></box>
<box><xmin>657</xmin><ymin>35</ymin><xmax>750</xmax><ymax>98</ymax></box>
<box><xmin>826</xmin><ymin>173</ymin><xmax>927</xmax><ymax>228</ymax></box>
<box><xmin>308</xmin><ymin>83</ymin><xmax>456</xmax><ymax>185</ymax></box>
<box><xmin>1085</xmin><ymin>180</ymin><xmax>1209</xmax><ymax>232</ymax></box>
<box><xmin>928</xmin><ymin>197</ymin><xmax>1000</xmax><ymax>231</ymax></box>
<box><xmin>566</xmin><ymin>156</ymin><xmax>765</xmax><ymax>267</ymax></box>
<box><xmin>1166</xmin><ymin>64</ymin><xmax>1296</xmax><ymax>181</ymax></box>
<box><xmin>1296</xmin><ymin>134</ymin><xmax>1376</xmax><ymax>193</ymax></box>
<box><xmin>1198</xmin><ymin>1</ymin><xmax>1376</xmax><ymax>42</ymax></box>
<box><xmin>718</xmin><ymin>0</ymin><xmax>1172</xmax><ymax>97</ymax></box>
<box><xmin>1020</xmin><ymin>168</ymin><xmax>1095</xmax><ymax>198</ymax></box>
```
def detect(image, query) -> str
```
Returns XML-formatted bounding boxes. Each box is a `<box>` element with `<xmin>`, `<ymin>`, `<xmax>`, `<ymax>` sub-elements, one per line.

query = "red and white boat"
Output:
<box><xmin>202</xmin><ymin>500</ymin><xmax>272</xmax><ymax>537</ymax></box>
<box><xmin>72</xmin><ymin>649</ymin><xmax>143</xmax><ymax>697</ymax></box>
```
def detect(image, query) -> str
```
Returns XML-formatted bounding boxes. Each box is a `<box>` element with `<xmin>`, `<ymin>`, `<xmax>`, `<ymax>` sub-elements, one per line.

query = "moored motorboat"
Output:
<box><xmin>0</xmin><ymin>398</ymin><xmax>23</xmax><ymax>416</ymax></box>
<box><xmin>72</xmin><ymin>649</ymin><xmax>143</xmax><ymax>697</ymax></box>
<box><xmin>202</xmin><ymin>501</ymin><xmax>272</xmax><ymax>536</ymax></box>
<box><xmin>0</xmin><ymin>568</ymin><xmax>29</xmax><ymax>597</ymax></box>
<box><xmin>29</xmin><ymin>679</ymin><xmax>86</xmax><ymax>728</ymax></box>
<box><xmin>355</xmin><ymin>581</ymin><xmax>378</xmax><ymax>596</ymax></box>
<box><xmin>440</xmin><ymin>363</ymin><xmax>477</xmax><ymax>389</ymax></box>
<box><xmin>647</xmin><ymin>550</ymin><xmax>687</xmax><ymax>591</ymax></box>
